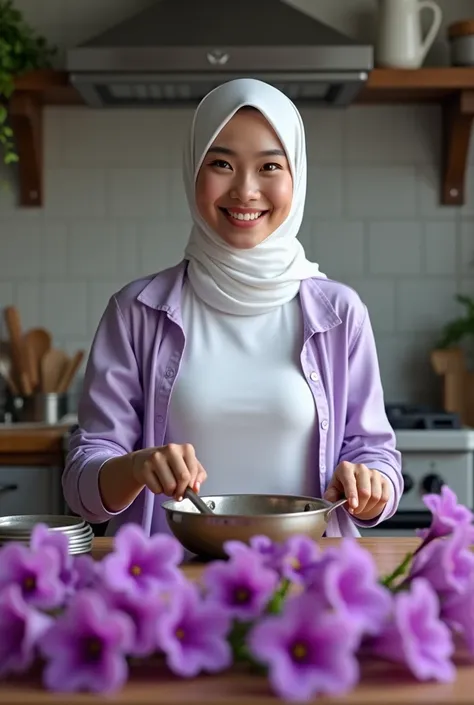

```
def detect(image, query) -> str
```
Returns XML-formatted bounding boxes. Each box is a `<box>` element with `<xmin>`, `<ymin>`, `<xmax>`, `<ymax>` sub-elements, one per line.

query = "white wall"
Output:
<box><xmin>1</xmin><ymin>0</ymin><xmax>473</xmax><ymax>408</ymax></box>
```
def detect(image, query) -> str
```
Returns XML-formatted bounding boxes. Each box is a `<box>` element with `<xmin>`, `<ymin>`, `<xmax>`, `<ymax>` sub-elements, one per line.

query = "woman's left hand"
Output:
<box><xmin>323</xmin><ymin>462</ymin><xmax>392</xmax><ymax>521</ymax></box>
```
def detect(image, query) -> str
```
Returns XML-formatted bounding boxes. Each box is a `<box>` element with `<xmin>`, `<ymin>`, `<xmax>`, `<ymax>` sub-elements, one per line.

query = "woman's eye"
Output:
<box><xmin>210</xmin><ymin>159</ymin><xmax>232</xmax><ymax>170</ymax></box>
<box><xmin>262</xmin><ymin>163</ymin><xmax>281</xmax><ymax>172</ymax></box>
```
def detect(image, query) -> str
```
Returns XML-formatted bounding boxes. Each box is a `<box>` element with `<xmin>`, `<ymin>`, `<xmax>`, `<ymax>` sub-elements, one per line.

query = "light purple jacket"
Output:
<box><xmin>63</xmin><ymin>260</ymin><xmax>403</xmax><ymax>538</ymax></box>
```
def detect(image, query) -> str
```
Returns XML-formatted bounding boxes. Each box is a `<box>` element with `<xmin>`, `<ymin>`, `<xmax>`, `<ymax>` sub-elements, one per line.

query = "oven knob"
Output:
<box><xmin>402</xmin><ymin>473</ymin><xmax>414</xmax><ymax>493</ymax></box>
<box><xmin>422</xmin><ymin>474</ymin><xmax>444</xmax><ymax>494</ymax></box>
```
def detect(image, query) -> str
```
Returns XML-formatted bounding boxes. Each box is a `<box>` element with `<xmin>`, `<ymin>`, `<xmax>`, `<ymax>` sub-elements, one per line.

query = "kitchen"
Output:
<box><xmin>0</xmin><ymin>0</ymin><xmax>474</xmax><ymax>700</ymax></box>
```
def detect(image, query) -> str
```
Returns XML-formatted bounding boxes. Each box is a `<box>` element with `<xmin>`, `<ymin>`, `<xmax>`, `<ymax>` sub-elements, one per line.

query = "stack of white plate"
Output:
<box><xmin>0</xmin><ymin>515</ymin><xmax>94</xmax><ymax>555</ymax></box>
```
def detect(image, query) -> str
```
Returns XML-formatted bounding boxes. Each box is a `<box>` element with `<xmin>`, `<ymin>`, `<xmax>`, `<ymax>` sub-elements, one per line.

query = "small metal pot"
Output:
<box><xmin>16</xmin><ymin>392</ymin><xmax>68</xmax><ymax>424</ymax></box>
<box><xmin>162</xmin><ymin>493</ymin><xmax>347</xmax><ymax>559</ymax></box>
<box><xmin>448</xmin><ymin>20</ymin><xmax>474</xmax><ymax>66</ymax></box>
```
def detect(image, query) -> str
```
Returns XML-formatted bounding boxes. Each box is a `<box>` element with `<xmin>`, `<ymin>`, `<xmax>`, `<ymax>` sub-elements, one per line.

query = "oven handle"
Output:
<box><xmin>0</xmin><ymin>484</ymin><xmax>18</xmax><ymax>494</ymax></box>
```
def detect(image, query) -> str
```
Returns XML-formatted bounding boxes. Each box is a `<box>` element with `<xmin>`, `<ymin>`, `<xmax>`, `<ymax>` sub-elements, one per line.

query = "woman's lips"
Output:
<box><xmin>219</xmin><ymin>207</ymin><xmax>269</xmax><ymax>229</ymax></box>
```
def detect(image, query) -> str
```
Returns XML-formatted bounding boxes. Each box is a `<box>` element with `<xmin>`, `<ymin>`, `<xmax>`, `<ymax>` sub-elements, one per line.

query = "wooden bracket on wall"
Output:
<box><xmin>7</xmin><ymin>68</ymin><xmax>474</xmax><ymax>209</ymax></box>
<box><xmin>8</xmin><ymin>92</ymin><xmax>43</xmax><ymax>207</ymax></box>
<box><xmin>442</xmin><ymin>89</ymin><xmax>474</xmax><ymax>206</ymax></box>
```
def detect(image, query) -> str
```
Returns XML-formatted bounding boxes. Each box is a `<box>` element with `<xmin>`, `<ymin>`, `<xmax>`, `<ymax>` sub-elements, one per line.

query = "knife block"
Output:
<box><xmin>431</xmin><ymin>347</ymin><xmax>474</xmax><ymax>427</ymax></box>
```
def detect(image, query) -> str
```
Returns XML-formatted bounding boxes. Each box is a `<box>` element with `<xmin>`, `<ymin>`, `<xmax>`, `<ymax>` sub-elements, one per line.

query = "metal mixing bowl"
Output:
<box><xmin>161</xmin><ymin>493</ymin><xmax>347</xmax><ymax>559</ymax></box>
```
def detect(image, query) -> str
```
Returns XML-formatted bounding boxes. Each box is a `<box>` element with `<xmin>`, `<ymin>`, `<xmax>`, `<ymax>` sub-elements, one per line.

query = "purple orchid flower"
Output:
<box><xmin>409</xmin><ymin>527</ymin><xmax>474</xmax><ymax>598</ymax></box>
<box><xmin>101</xmin><ymin>523</ymin><xmax>184</xmax><ymax>596</ymax></box>
<box><xmin>30</xmin><ymin>523</ymin><xmax>75</xmax><ymax>592</ymax></box>
<box><xmin>101</xmin><ymin>584</ymin><xmax>166</xmax><ymax>658</ymax></box>
<box><xmin>279</xmin><ymin>535</ymin><xmax>320</xmax><ymax>584</ymax></box>
<box><xmin>70</xmin><ymin>554</ymin><xmax>101</xmax><ymax>592</ymax></box>
<box><xmin>224</xmin><ymin>535</ymin><xmax>320</xmax><ymax>585</ymax></box>
<box><xmin>417</xmin><ymin>485</ymin><xmax>474</xmax><ymax>545</ymax></box>
<box><xmin>0</xmin><ymin>542</ymin><xmax>65</xmax><ymax>609</ymax></box>
<box><xmin>156</xmin><ymin>581</ymin><xmax>232</xmax><ymax>677</ymax></box>
<box><xmin>368</xmin><ymin>578</ymin><xmax>455</xmax><ymax>683</ymax></box>
<box><xmin>441</xmin><ymin>573</ymin><xmax>474</xmax><ymax>655</ymax></box>
<box><xmin>303</xmin><ymin>538</ymin><xmax>392</xmax><ymax>636</ymax></box>
<box><xmin>40</xmin><ymin>589</ymin><xmax>133</xmax><ymax>694</ymax></box>
<box><xmin>0</xmin><ymin>585</ymin><xmax>53</xmax><ymax>677</ymax></box>
<box><xmin>248</xmin><ymin>592</ymin><xmax>360</xmax><ymax>701</ymax></box>
<box><xmin>224</xmin><ymin>535</ymin><xmax>282</xmax><ymax>572</ymax></box>
<box><xmin>202</xmin><ymin>550</ymin><xmax>279</xmax><ymax>620</ymax></box>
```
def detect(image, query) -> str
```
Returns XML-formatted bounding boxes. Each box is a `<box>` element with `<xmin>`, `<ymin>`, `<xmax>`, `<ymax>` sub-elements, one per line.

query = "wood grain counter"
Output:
<box><xmin>1</xmin><ymin>536</ymin><xmax>473</xmax><ymax>703</ymax></box>
<box><xmin>0</xmin><ymin>425</ymin><xmax>69</xmax><ymax>466</ymax></box>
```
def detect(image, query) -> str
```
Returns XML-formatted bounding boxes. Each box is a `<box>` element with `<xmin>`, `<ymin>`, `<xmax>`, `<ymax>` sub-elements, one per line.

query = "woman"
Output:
<box><xmin>63</xmin><ymin>78</ymin><xmax>403</xmax><ymax>538</ymax></box>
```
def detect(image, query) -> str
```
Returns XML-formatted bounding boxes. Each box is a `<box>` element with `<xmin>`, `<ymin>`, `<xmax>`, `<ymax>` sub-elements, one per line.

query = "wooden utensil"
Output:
<box><xmin>0</xmin><ymin>356</ymin><xmax>19</xmax><ymax>396</ymax></box>
<box><xmin>3</xmin><ymin>306</ymin><xmax>31</xmax><ymax>396</ymax></box>
<box><xmin>41</xmin><ymin>349</ymin><xmax>69</xmax><ymax>393</ymax></box>
<box><xmin>23</xmin><ymin>328</ymin><xmax>52</xmax><ymax>390</ymax></box>
<box><xmin>56</xmin><ymin>350</ymin><xmax>85</xmax><ymax>393</ymax></box>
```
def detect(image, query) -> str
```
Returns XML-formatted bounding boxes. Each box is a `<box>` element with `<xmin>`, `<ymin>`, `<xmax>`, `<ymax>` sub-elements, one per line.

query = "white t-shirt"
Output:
<box><xmin>165</xmin><ymin>281</ymin><xmax>318</xmax><ymax>496</ymax></box>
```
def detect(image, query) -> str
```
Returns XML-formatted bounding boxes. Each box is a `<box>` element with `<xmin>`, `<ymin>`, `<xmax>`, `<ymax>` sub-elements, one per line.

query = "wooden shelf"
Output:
<box><xmin>8</xmin><ymin>67</ymin><xmax>474</xmax><ymax>207</ymax></box>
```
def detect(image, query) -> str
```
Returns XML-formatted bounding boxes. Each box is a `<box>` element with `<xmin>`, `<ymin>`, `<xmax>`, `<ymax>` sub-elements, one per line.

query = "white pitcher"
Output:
<box><xmin>376</xmin><ymin>0</ymin><xmax>442</xmax><ymax>68</ymax></box>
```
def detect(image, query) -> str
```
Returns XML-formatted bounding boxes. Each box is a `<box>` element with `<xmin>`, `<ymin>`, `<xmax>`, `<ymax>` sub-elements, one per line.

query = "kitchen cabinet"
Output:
<box><xmin>0</xmin><ymin>425</ymin><xmax>69</xmax><ymax>517</ymax></box>
<box><xmin>0</xmin><ymin>465</ymin><xmax>63</xmax><ymax>516</ymax></box>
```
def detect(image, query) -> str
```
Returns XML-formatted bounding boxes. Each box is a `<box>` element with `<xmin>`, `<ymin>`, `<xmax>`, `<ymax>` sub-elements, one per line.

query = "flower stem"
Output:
<box><xmin>381</xmin><ymin>551</ymin><xmax>413</xmax><ymax>589</ymax></box>
<box><xmin>266</xmin><ymin>579</ymin><xmax>291</xmax><ymax>615</ymax></box>
<box><xmin>228</xmin><ymin>620</ymin><xmax>267</xmax><ymax>674</ymax></box>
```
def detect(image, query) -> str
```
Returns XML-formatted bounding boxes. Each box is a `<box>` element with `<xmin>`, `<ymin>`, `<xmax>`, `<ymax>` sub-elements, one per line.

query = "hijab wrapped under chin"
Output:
<box><xmin>183</xmin><ymin>78</ymin><xmax>326</xmax><ymax>316</ymax></box>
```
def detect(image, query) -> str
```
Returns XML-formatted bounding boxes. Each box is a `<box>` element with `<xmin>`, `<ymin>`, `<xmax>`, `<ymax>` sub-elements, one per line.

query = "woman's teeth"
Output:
<box><xmin>227</xmin><ymin>210</ymin><xmax>263</xmax><ymax>221</ymax></box>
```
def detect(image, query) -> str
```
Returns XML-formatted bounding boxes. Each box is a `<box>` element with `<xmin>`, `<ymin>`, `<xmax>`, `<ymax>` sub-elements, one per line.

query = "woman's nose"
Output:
<box><xmin>229</xmin><ymin>173</ymin><xmax>260</xmax><ymax>202</ymax></box>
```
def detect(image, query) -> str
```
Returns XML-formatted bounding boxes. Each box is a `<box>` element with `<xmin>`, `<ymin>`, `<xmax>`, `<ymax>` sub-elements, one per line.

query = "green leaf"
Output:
<box><xmin>0</xmin><ymin>0</ymin><xmax>57</xmax><ymax>166</ymax></box>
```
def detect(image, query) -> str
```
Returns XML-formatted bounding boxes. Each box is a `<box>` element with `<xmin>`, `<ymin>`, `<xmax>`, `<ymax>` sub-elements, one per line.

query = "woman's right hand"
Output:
<box><xmin>131</xmin><ymin>443</ymin><xmax>207</xmax><ymax>501</ymax></box>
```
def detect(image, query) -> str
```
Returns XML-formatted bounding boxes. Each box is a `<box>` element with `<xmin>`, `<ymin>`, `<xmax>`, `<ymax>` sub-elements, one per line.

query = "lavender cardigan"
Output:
<box><xmin>63</xmin><ymin>261</ymin><xmax>403</xmax><ymax>537</ymax></box>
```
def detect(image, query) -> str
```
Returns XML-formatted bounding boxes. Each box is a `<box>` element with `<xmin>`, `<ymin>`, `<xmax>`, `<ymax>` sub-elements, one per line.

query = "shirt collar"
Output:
<box><xmin>136</xmin><ymin>259</ymin><xmax>341</xmax><ymax>333</ymax></box>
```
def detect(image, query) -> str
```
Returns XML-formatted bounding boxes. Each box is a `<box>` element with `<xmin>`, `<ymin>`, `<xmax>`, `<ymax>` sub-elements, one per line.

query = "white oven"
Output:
<box><xmin>360</xmin><ymin>426</ymin><xmax>474</xmax><ymax>537</ymax></box>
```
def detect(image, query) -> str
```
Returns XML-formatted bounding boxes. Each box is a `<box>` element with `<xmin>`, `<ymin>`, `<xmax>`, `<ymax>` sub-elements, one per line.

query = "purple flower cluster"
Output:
<box><xmin>0</xmin><ymin>484</ymin><xmax>471</xmax><ymax>701</ymax></box>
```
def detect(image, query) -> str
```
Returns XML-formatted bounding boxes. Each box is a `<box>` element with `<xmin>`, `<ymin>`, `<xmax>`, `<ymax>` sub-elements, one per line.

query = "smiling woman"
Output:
<box><xmin>62</xmin><ymin>78</ymin><xmax>403</xmax><ymax>541</ymax></box>
<box><xmin>195</xmin><ymin>108</ymin><xmax>293</xmax><ymax>249</ymax></box>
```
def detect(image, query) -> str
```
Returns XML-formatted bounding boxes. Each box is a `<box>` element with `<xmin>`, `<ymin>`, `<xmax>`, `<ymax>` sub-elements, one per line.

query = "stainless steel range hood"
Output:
<box><xmin>67</xmin><ymin>0</ymin><xmax>373</xmax><ymax>108</ymax></box>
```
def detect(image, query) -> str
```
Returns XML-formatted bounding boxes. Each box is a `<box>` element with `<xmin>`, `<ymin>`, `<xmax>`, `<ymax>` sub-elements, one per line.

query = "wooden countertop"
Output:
<box><xmin>1</xmin><ymin>536</ymin><xmax>473</xmax><ymax>703</ymax></box>
<box><xmin>0</xmin><ymin>425</ymin><xmax>69</xmax><ymax>466</ymax></box>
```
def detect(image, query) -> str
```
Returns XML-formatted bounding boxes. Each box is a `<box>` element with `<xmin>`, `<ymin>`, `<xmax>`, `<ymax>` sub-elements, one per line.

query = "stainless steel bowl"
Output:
<box><xmin>162</xmin><ymin>493</ymin><xmax>346</xmax><ymax>559</ymax></box>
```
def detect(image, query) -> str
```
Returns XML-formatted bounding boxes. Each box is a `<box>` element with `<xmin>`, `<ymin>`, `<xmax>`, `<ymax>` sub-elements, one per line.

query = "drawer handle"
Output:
<box><xmin>0</xmin><ymin>484</ymin><xmax>18</xmax><ymax>494</ymax></box>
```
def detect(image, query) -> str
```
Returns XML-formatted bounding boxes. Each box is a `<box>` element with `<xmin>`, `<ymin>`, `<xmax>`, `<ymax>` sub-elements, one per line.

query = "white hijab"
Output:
<box><xmin>183</xmin><ymin>78</ymin><xmax>326</xmax><ymax>316</ymax></box>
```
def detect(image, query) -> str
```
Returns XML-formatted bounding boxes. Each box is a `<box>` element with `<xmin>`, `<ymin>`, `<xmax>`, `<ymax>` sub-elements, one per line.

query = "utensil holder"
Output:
<box><xmin>18</xmin><ymin>392</ymin><xmax>69</xmax><ymax>424</ymax></box>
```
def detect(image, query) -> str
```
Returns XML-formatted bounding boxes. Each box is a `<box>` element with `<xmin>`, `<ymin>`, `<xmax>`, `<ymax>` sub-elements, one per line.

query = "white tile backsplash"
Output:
<box><xmin>368</xmin><ymin>222</ymin><xmax>423</xmax><ymax>275</ymax></box>
<box><xmin>306</xmin><ymin>167</ymin><xmax>343</xmax><ymax>218</ymax></box>
<box><xmin>313</xmin><ymin>221</ymin><xmax>365</xmax><ymax>277</ymax></box>
<box><xmin>345</xmin><ymin>166</ymin><xmax>418</xmax><ymax>218</ymax></box>
<box><xmin>424</xmin><ymin>222</ymin><xmax>457</xmax><ymax>275</ymax></box>
<box><xmin>42</xmin><ymin>281</ymin><xmax>89</xmax><ymax>339</ymax></box>
<box><xmin>0</xmin><ymin>0</ymin><xmax>471</xmax><ymax>416</ymax></box>
<box><xmin>1</xmin><ymin>96</ymin><xmax>472</xmax><ymax>406</ymax></box>
<box><xmin>396</xmin><ymin>280</ymin><xmax>460</xmax><ymax>333</ymax></box>
<box><xmin>345</xmin><ymin>279</ymin><xmax>397</xmax><ymax>334</ymax></box>
<box><xmin>68</xmin><ymin>222</ymin><xmax>119</xmax><ymax>277</ymax></box>
<box><xmin>460</xmin><ymin>221</ymin><xmax>474</xmax><ymax>274</ymax></box>
<box><xmin>44</xmin><ymin>168</ymin><xmax>107</xmax><ymax>217</ymax></box>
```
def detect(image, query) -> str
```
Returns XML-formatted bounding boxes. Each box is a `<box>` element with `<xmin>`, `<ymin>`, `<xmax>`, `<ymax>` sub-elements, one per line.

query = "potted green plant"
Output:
<box><xmin>431</xmin><ymin>294</ymin><xmax>474</xmax><ymax>426</ymax></box>
<box><xmin>436</xmin><ymin>294</ymin><xmax>474</xmax><ymax>349</ymax></box>
<box><xmin>0</xmin><ymin>0</ymin><xmax>56</xmax><ymax>166</ymax></box>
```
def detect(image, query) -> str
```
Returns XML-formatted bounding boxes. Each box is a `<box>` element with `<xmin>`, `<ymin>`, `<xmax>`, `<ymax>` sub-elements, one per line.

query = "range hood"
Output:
<box><xmin>67</xmin><ymin>0</ymin><xmax>373</xmax><ymax>108</ymax></box>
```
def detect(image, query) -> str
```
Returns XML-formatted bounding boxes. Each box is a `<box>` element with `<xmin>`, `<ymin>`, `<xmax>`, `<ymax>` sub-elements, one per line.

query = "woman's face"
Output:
<box><xmin>195</xmin><ymin>109</ymin><xmax>293</xmax><ymax>249</ymax></box>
